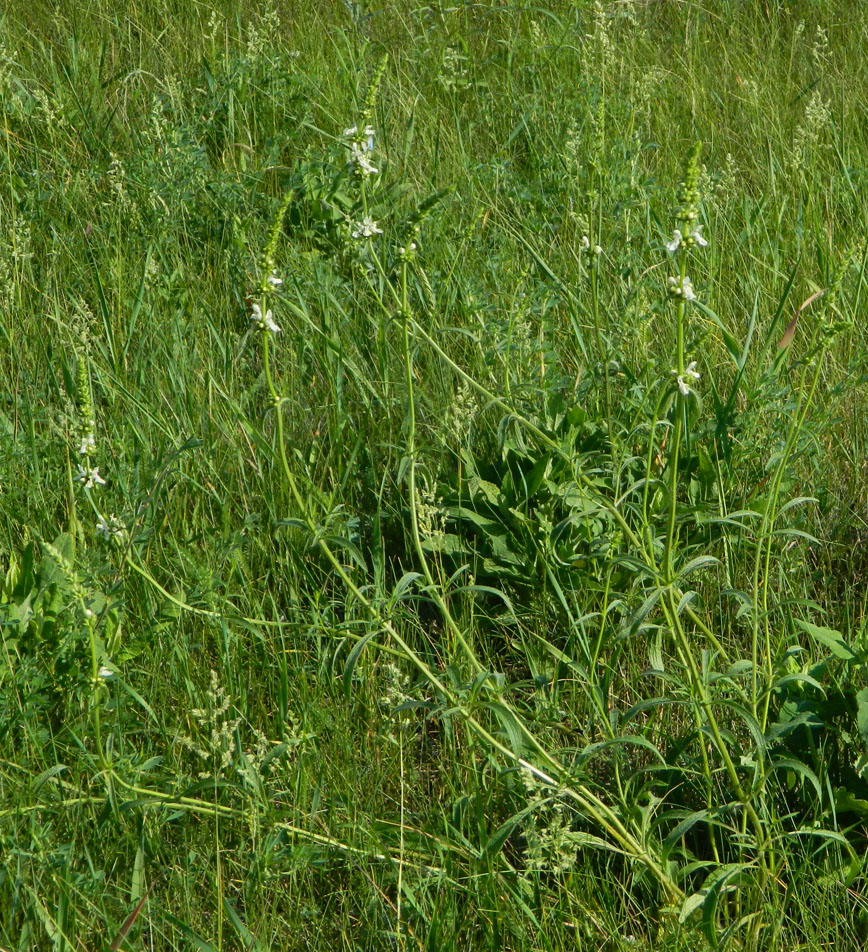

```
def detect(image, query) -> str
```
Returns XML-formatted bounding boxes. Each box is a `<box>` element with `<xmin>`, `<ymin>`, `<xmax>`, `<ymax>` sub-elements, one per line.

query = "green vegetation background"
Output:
<box><xmin>3</xmin><ymin>1</ymin><xmax>868</xmax><ymax>949</ymax></box>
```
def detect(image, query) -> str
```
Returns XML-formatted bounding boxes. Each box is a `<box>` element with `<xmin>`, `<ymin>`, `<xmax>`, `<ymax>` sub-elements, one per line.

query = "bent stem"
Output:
<box><xmin>752</xmin><ymin>323</ymin><xmax>827</xmax><ymax>729</ymax></box>
<box><xmin>398</xmin><ymin>258</ymin><xmax>482</xmax><ymax>675</ymax></box>
<box><xmin>247</xmin><ymin>196</ymin><xmax>682</xmax><ymax>903</ymax></box>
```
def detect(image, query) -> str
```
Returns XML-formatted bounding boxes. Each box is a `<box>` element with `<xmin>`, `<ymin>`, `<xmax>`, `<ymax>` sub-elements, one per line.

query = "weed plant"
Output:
<box><xmin>3</xmin><ymin>1</ymin><xmax>868</xmax><ymax>950</ymax></box>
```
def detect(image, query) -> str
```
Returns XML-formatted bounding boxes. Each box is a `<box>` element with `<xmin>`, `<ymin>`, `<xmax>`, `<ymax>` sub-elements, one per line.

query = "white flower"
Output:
<box><xmin>690</xmin><ymin>226</ymin><xmax>708</xmax><ymax>247</ymax></box>
<box><xmin>98</xmin><ymin>666</ymin><xmax>114</xmax><ymax>679</ymax></box>
<box><xmin>593</xmin><ymin>245</ymin><xmax>603</xmax><ymax>255</ymax></box>
<box><xmin>580</xmin><ymin>235</ymin><xmax>590</xmax><ymax>250</ymax></box>
<box><xmin>399</xmin><ymin>242</ymin><xmax>417</xmax><ymax>256</ymax></box>
<box><xmin>352</xmin><ymin>216</ymin><xmax>383</xmax><ymax>238</ymax></box>
<box><xmin>673</xmin><ymin>360</ymin><xmax>701</xmax><ymax>396</ymax></box>
<box><xmin>78</xmin><ymin>433</ymin><xmax>96</xmax><ymax>455</ymax></box>
<box><xmin>96</xmin><ymin>515</ymin><xmax>113</xmax><ymax>539</ymax></box>
<box><xmin>667</xmin><ymin>275</ymin><xmax>697</xmax><ymax>301</ymax></box>
<box><xmin>345</xmin><ymin>124</ymin><xmax>376</xmax><ymax>151</ymax></box>
<box><xmin>96</xmin><ymin>514</ymin><xmax>126</xmax><ymax>541</ymax></box>
<box><xmin>666</xmin><ymin>229</ymin><xmax>683</xmax><ymax>253</ymax></box>
<box><xmin>267</xmin><ymin>271</ymin><xmax>283</xmax><ymax>288</ymax></box>
<box><xmin>250</xmin><ymin>302</ymin><xmax>281</xmax><ymax>333</ymax></box>
<box><xmin>350</xmin><ymin>142</ymin><xmax>378</xmax><ymax>176</ymax></box>
<box><xmin>77</xmin><ymin>466</ymin><xmax>106</xmax><ymax>488</ymax></box>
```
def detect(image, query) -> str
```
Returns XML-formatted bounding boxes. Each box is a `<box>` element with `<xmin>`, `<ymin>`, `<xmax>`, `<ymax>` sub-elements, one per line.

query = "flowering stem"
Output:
<box><xmin>662</xmin><ymin>250</ymin><xmax>688</xmax><ymax>584</ymax></box>
<box><xmin>239</xmin><ymin>192</ymin><xmax>683</xmax><ymax>900</ymax></box>
<box><xmin>399</xmin><ymin>264</ymin><xmax>482</xmax><ymax>674</ymax></box>
<box><xmin>589</xmin><ymin>247</ymin><xmax>616</xmax><ymax>464</ymax></box>
<box><xmin>87</xmin><ymin>613</ymin><xmax>107</xmax><ymax>770</ymax></box>
<box><xmin>258</xmin><ymin>343</ymin><xmax>682</xmax><ymax>893</ymax></box>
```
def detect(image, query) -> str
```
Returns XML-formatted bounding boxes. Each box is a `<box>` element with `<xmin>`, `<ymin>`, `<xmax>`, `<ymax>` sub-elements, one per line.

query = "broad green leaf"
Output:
<box><xmin>342</xmin><ymin>629</ymin><xmax>379</xmax><ymax>699</ymax></box>
<box><xmin>31</xmin><ymin>764</ymin><xmax>69</xmax><ymax>793</ymax></box>
<box><xmin>794</xmin><ymin>619</ymin><xmax>858</xmax><ymax>661</ymax></box>
<box><xmin>223</xmin><ymin>897</ymin><xmax>262</xmax><ymax>951</ymax></box>
<box><xmin>835</xmin><ymin>787</ymin><xmax>868</xmax><ymax>817</ymax></box>
<box><xmin>579</xmin><ymin>734</ymin><xmax>666</xmax><ymax>765</ymax></box>
<box><xmin>161</xmin><ymin>911</ymin><xmax>219</xmax><ymax>951</ymax></box>
<box><xmin>420</xmin><ymin>532</ymin><xmax>467</xmax><ymax>555</ymax></box>
<box><xmin>679</xmin><ymin>890</ymin><xmax>706</xmax><ymax>923</ymax></box>
<box><xmin>676</xmin><ymin>555</ymin><xmax>720</xmax><ymax>579</ymax></box>
<box><xmin>769</xmin><ymin>756</ymin><xmax>822</xmax><ymax>798</ymax></box>
<box><xmin>856</xmin><ymin>687</ymin><xmax>868</xmax><ymax>747</ymax></box>
<box><xmin>392</xmin><ymin>572</ymin><xmax>422</xmax><ymax>601</ymax></box>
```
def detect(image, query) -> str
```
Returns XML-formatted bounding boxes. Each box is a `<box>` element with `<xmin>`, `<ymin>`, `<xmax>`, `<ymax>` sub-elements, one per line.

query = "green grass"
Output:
<box><xmin>3</xmin><ymin>1</ymin><xmax>868</xmax><ymax>948</ymax></box>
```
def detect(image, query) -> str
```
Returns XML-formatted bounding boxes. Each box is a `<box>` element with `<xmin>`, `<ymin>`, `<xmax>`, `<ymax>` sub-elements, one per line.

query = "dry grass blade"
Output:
<box><xmin>108</xmin><ymin>878</ymin><xmax>159</xmax><ymax>951</ymax></box>
<box><xmin>778</xmin><ymin>289</ymin><xmax>826</xmax><ymax>349</ymax></box>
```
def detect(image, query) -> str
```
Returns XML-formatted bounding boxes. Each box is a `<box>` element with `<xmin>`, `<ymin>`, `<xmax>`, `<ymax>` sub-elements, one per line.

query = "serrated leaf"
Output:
<box><xmin>679</xmin><ymin>891</ymin><xmax>706</xmax><ymax>923</ymax></box>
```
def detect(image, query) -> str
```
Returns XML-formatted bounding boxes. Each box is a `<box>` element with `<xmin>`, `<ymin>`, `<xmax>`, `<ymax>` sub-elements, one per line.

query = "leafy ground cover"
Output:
<box><xmin>3</xmin><ymin>1</ymin><xmax>868</xmax><ymax>948</ymax></box>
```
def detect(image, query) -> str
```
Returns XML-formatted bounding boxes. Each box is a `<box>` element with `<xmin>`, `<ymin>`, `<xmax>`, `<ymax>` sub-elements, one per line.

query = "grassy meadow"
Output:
<box><xmin>4</xmin><ymin>0</ymin><xmax>868</xmax><ymax>948</ymax></box>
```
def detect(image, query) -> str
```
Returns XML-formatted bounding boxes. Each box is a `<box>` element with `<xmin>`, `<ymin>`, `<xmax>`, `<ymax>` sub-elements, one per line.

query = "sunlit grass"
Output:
<box><xmin>3</xmin><ymin>2</ymin><xmax>868</xmax><ymax>949</ymax></box>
